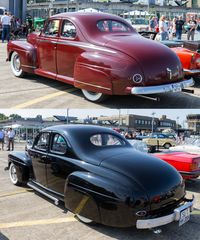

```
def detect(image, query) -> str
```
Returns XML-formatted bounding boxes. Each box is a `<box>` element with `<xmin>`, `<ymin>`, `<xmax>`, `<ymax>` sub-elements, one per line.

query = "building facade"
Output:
<box><xmin>187</xmin><ymin>114</ymin><xmax>200</xmax><ymax>133</ymax></box>
<box><xmin>0</xmin><ymin>0</ymin><xmax>26</xmax><ymax>21</ymax></box>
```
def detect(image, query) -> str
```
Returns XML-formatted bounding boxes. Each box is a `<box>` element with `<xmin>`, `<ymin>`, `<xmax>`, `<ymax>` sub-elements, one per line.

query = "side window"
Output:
<box><xmin>34</xmin><ymin>133</ymin><xmax>49</xmax><ymax>151</ymax></box>
<box><xmin>61</xmin><ymin>20</ymin><xmax>76</xmax><ymax>39</ymax></box>
<box><xmin>44</xmin><ymin>19</ymin><xmax>59</xmax><ymax>36</ymax></box>
<box><xmin>51</xmin><ymin>133</ymin><xmax>67</xmax><ymax>154</ymax></box>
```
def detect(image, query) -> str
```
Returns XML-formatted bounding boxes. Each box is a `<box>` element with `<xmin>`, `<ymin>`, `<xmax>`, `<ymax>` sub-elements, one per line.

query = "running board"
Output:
<box><xmin>27</xmin><ymin>181</ymin><xmax>59</xmax><ymax>206</ymax></box>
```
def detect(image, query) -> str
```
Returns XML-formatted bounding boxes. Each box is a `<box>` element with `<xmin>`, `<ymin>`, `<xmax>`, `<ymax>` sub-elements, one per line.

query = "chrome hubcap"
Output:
<box><xmin>11</xmin><ymin>165</ymin><xmax>17</xmax><ymax>182</ymax></box>
<box><xmin>13</xmin><ymin>55</ymin><xmax>21</xmax><ymax>72</ymax></box>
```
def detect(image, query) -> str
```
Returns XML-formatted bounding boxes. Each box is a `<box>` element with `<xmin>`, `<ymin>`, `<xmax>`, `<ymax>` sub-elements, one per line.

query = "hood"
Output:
<box><xmin>100</xmin><ymin>34</ymin><xmax>184</xmax><ymax>86</ymax></box>
<box><xmin>100</xmin><ymin>149</ymin><xmax>185</xmax><ymax>210</ymax></box>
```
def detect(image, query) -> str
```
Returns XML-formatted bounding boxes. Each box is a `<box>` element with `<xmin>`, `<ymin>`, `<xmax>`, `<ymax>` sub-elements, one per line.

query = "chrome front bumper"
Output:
<box><xmin>131</xmin><ymin>78</ymin><xmax>194</xmax><ymax>95</ymax></box>
<box><xmin>136</xmin><ymin>196</ymin><xmax>195</xmax><ymax>229</ymax></box>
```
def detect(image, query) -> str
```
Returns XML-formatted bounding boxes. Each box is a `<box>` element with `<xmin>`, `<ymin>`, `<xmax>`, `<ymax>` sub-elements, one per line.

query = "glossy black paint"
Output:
<box><xmin>8</xmin><ymin>125</ymin><xmax>185</xmax><ymax>227</ymax></box>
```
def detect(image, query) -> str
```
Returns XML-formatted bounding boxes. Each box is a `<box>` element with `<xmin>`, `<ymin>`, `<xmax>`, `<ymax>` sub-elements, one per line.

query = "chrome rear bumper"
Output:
<box><xmin>131</xmin><ymin>78</ymin><xmax>194</xmax><ymax>95</ymax></box>
<box><xmin>136</xmin><ymin>196</ymin><xmax>195</xmax><ymax>229</ymax></box>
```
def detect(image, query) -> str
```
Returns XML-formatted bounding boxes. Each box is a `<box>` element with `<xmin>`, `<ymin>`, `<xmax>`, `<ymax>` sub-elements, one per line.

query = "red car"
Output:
<box><xmin>155</xmin><ymin>151</ymin><xmax>200</xmax><ymax>180</ymax></box>
<box><xmin>7</xmin><ymin>12</ymin><xmax>194</xmax><ymax>102</ymax></box>
<box><xmin>171</xmin><ymin>47</ymin><xmax>200</xmax><ymax>78</ymax></box>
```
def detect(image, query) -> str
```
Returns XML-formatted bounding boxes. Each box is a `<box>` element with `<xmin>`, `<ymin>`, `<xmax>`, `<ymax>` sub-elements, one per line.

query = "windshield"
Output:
<box><xmin>97</xmin><ymin>20</ymin><xmax>132</xmax><ymax>33</ymax></box>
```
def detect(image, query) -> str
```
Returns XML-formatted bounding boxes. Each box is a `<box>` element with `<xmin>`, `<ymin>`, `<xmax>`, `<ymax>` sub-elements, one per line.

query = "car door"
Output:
<box><xmin>56</xmin><ymin>19</ymin><xmax>83</xmax><ymax>80</ymax></box>
<box><xmin>46</xmin><ymin>132</ymin><xmax>77</xmax><ymax>194</ymax></box>
<box><xmin>36</xmin><ymin>19</ymin><xmax>60</xmax><ymax>75</ymax></box>
<box><xmin>28</xmin><ymin>132</ymin><xmax>50</xmax><ymax>187</ymax></box>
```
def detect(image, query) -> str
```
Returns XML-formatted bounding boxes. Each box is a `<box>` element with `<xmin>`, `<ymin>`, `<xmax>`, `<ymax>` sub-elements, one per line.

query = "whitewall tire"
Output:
<box><xmin>11</xmin><ymin>51</ymin><xmax>25</xmax><ymax>77</ymax></box>
<box><xmin>9</xmin><ymin>163</ymin><xmax>21</xmax><ymax>186</ymax></box>
<box><xmin>81</xmin><ymin>89</ymin><xmax>107</xmax><ymax>103</ymax></box>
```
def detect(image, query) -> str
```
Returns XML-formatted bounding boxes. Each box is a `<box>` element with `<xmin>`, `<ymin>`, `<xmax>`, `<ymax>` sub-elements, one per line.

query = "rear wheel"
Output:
<box><xmin>81</xmin><ymin>89</ymin><xmax>108</xmax><ymax>103</ymax></box>
<box><xmin>11</xmin><ymin>51</ymin><xmax>25</xmax><ymax>77</ymax></box>
<box><xmin>163</xmin><ymin>143</ymin><xmax>171</xmax><ymax>149</ymax></box>
<box><xmin>9</xmin><ymin>163</ymin><xmax>21</xmax><ymax>186</ymax></box>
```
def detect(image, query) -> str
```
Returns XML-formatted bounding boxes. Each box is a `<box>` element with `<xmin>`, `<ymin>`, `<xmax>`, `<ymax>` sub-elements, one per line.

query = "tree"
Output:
<box><xmin>9</xmin><ymin>114</ymin><xmax>22</xmax><ymax>120</ymax></box>
<box><xmin>0</xmin><ymin>113</ymin><xmax>8</xmax><ymax>121</ymax></box>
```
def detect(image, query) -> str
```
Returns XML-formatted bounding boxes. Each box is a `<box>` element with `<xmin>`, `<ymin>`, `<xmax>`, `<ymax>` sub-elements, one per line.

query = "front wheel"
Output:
<box><xmin>10</xmin><ymin>51</ymin><xmax>25</xmax><ymax>77</ymax></box>
<box><xmin>81</xmin><ymin>89</ymin><xmax>108</xmax><ymax>103</ymax></box>
<box><xmin>75</xmin><ymin>214</ymin><xmax>94</xmax><ymax>225</ymax></box>
<box><xmin>9</xmin><ymin>163</ymin><xmax>21</xmax><ymax>186</ymax></box>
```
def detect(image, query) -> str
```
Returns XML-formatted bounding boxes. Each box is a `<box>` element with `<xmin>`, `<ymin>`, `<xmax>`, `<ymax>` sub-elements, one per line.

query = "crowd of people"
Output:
<box><xmin>149</xmin><ymin>14</ymin><xmax>199</xmax><ymax>41</ymax></box>
<box><xmin>0</xmin><ymin>11</ymin><xmax>33</xmax><ymax>43</ymax></box>
<box><xmin>0</xmin><ymin>128</ymin><xmax>15</xmax><ymax>151</ymax></box>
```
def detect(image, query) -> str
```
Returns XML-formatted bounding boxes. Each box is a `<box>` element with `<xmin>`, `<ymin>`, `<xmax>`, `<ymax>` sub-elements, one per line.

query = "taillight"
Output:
<box><xmin>190</xmin><ymin>160</ymin><xmax>200</xmax><ymax>171</ymax></box>
<box><xmin>191</xmin><ymin>53</ymin><xmax>200</xmax><ymax>69</ymax></box>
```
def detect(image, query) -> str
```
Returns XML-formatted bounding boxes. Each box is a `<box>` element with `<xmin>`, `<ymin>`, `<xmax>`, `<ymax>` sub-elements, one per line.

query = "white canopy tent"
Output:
<box><xmin>123</xmin><ymin>10</ymin><xmax>150</xmax><ymax>16</ymax></box>
<box><xmin>78</xmin><ymin>8</ymin><xmax>101</xmax><ymax>13</ymax></box>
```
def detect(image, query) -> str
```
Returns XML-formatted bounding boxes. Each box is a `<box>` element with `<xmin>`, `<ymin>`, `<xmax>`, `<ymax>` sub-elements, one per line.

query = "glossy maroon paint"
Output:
<box><xmin>7</xmin><ymin>12</ymin><xmax>186</xmax><ymax>95</ymax></box>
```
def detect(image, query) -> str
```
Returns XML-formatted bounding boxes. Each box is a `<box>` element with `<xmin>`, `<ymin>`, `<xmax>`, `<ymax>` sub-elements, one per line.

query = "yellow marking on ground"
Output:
<box><xmin>11</xmin><ymin>88</ymin><xmax>76</xmax><ymax>109</ymax></box>
<box><xmin>192</xmin><ymin>209</ymin><xmax>200</xmax><ymax>215</ymax></box>
<box><xmin>74</xmin><ymin>196</ymin><xmax>89</xmax><ymax>214</ymax></box>
<box><xmin>0</xmin><ymin>189</ymin><xmax>33</xmax><ymax>198</ymax></box>
<box><xmin>0</xmin><ymin>217</ymin><xmax>77</xmax><ymax>229</ymax></box>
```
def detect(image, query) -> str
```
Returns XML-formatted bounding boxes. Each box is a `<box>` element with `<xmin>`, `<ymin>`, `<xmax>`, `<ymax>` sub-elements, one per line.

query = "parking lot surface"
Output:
<box><xmin>1</xmin><ymin>42</ymin><xmax>200</xmax><ymax>108</ymax></box>
<box><xmin>0</xmin><ymin>142</ymin><xmax>200</xmax><ymax>240</ymax></box>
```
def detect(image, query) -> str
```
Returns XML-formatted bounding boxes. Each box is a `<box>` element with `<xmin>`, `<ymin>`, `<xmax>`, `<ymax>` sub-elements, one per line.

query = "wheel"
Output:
<box><xmin>75</xmin><ymin>214</ymin><xmax>94</xmax><ymax>225</ymax></box>
<box><xmin>10</xmin><ymin>51</ymin><xmax>25</xmax><ymax>77</ymax></box>
<box><xmin>9</xmin><ymin>163</ymin><xmax>21</xmax><ymax>186</ymax></box>
<box><xmin>81</xmin><ymin>89</ymin><xmax>108</xmax><ymax>103</ymax></box>
<box><xmin>163</xmin><ymin>143</ymin><xmax>171</xmax><ymax>149</ymax></box>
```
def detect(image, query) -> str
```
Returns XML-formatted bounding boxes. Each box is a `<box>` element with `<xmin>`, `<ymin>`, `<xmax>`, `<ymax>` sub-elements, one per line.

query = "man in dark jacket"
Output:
<box><xmin>175</xmin><ymin>16</ymin><xmax>184</xmax><ymax>40</ymax></box>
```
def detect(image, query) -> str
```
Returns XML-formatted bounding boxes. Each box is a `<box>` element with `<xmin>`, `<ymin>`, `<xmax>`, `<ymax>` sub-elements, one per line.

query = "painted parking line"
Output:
<box><xmin>0</xmin><ymin>217</ymin><xmax>77</xmax><ymax>229</ymax></box>
<box><xmin>11</xmin><ymin>88</ymin><xmax>77</xmax><ymax>109</ymax></box>
<box><xmin>0</xmin><ymin>189</ymin><xmax>33</xmax><ymax>198</ymax></box>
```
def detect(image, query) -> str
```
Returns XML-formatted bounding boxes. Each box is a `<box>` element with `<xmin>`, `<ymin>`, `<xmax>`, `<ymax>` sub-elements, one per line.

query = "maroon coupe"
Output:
<box><xmin>7</xmin><ymin>12</ymin><xmax>194</xmax><ymax>102</ymax></box>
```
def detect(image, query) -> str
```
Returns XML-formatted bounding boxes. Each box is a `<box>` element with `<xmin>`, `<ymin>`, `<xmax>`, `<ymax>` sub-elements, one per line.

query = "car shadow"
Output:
<box><xmin>0</xmin><ymin>233</ymin><xmax>9</xmax><ymax>240</ymax></box>
<box><xmin>185</xmin><ymin>178</ymin><xmax>200</xmax><ymax>193</ymax></box>
<box><xmin>21</xmin><ymin>74</ymin><xmax>200</xmax><ymax>108</ymax></box>
<box><xmin>83</xmin><ymin>211</ymin><xmax>200</xmax><ymax>240</ymax></box>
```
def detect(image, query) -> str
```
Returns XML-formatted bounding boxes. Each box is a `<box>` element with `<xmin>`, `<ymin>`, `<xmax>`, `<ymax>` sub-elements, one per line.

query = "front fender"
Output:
<box><xmin>7</xmin><ymin>40</ymin><xmax>37</xmax><ymax>73</ymax></box>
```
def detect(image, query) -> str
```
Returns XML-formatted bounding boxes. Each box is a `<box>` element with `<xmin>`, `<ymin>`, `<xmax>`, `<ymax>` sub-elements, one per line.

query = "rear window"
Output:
<box><xmin>97</xmin><ymin>20</ymin><xmax>132</xmax><ymax>33</ymax></box>
<box><xmin>90</xmin><ymin>133</ymin><xmax>126</xmax><ymax>146</ymax></box>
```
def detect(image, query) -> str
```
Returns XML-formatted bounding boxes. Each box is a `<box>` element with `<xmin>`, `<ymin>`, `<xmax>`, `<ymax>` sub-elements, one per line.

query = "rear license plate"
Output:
<box><xmin>172</xmin><ymin>84</ymin><xmax>182</xmax><ymax>92</ymax></box>
<box><xmin>179</xmin><ymin>207</ymin><xmax>190</xmax><ymax>226</ymax></box>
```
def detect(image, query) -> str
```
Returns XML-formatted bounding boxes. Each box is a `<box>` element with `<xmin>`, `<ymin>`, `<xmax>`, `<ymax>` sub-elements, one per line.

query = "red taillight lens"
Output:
<box><xmin>190</xmin><ymin>161</ymin><xmax>200</xmax><ymax>171</ymax></box>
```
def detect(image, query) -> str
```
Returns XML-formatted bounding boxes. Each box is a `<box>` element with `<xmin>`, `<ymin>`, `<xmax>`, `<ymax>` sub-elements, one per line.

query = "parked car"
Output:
<box><xmin>129</xmin><ymin>139</ymin><xmax>200</xmax><ymax>180</ymax></box>
<box><xmin>170</xmin><ymin>138</ymin><xmax>200</xmax><ymax>154</ymax></box>
<box><xmin>7</xmin><ymin>12</ymin><xmax>194</xmax><ymax>103</ymax></box>
<box><xmin>143</xmin><ymin>133</ymin><xmax>176</xmax><ymax>149</ymax></box>
<box><xmin>6</xmin><ymin>125</ymin><xmax>194</xmax><ymax>229</ymax></box>
<box><xmin>131</xmin><ymin>18</ymin><xmax>149</xmax><ymax>32</ymax></box>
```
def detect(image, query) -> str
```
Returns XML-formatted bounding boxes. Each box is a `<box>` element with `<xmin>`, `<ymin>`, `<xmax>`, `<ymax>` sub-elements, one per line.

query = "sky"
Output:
<box><xmin>0</xmin><ymin>108</ymin><xmax>200</xmax><ymax>127</ymax></box>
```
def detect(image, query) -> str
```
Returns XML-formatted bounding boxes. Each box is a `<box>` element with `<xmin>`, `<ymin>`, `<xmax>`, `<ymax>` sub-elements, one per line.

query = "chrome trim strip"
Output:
<box><xmin>57</xmin><ymin>40</ymin><xmax>117</xmax><ymax>54</ymax></box>
<box><xmin>27</xmin><ymin>181</ymin><xmax>59</xmax><ymax>205</ymax></box>
<box><xmin>136</xmin><ymin>196</ymin><xmax>195</xmax><ymax>229</ymax></box>
<box><xmin>75</xmin><ymin>80</ymin><xmax>111</xmax><ymax>91</ymax></box>
<box><xmin>38</xmin><ymin>39</ymin><xmax>57</xmax><ymax>44</ymax></box>
<box><xmin>21</xmin><ymin>64</ymin><xmax>36</xmax><ymax>69</ymax></box>
<box><xmin>183</xmin><ymin>68</ymin><xmax>200</xmax><ymax>75</ymax></box>
<box><xmin>131</xmin><ymin>78</ymin><xmax>194</xmax><ymax>95</ymax></box>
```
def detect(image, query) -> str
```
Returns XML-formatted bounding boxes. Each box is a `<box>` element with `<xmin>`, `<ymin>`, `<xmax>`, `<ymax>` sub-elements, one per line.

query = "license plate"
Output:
<box><xmin>179</xmin><ymin>208</ymin><xmax>190</xmax><ymax>226</ymax></box>
<box><xmin>172</xmin><ymin>84</ymin><xmax>182</xmax><ymax>92</ymax></box>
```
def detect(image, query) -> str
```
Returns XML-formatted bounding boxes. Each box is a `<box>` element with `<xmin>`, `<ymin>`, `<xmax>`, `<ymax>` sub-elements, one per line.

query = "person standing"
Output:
<box><xmin>0</xmin><ymin>129</ymin><xmax>5</xmax><ymax>150</ymax></box>
<box><xmin>7</xmin><ymin>128</ymin><xmax>15</xmax><ymax>151</ymax></box>
<box><xmin>159</xmin><ymin>15</ymin><xmax>168</xmax><ymax>41</ymax></box>
<box><xmin>0</xmin><ymin>11</ymin><xmax>11</xmax><ymax>43</ymax></box>
<box><xmin>187</xmin><ymin>16</ymin><xmax>197</xmax><ymax>40</ymax></box>
<box><xmin>175</xmin><ymin>16</ymin><xmax>184</xmax><ymax>40</ymax></box>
